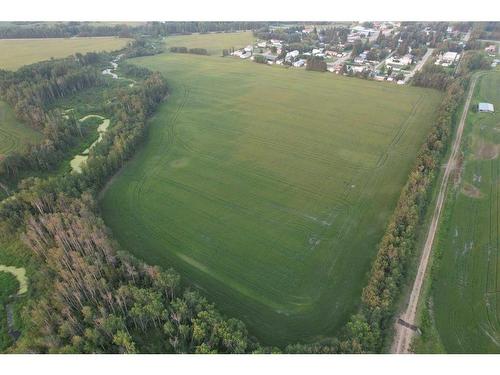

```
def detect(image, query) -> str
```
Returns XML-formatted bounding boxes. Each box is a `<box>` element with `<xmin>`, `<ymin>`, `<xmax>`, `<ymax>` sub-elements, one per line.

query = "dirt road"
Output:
<box><xmin>403</xmin><ymin>48</ymin><xmax>434</xmax><ymax>84</ymax></box>
<box><xmin>391</xmin><ymin>72</ymin><xmax>482</xmax><ymax>353</ymax></box>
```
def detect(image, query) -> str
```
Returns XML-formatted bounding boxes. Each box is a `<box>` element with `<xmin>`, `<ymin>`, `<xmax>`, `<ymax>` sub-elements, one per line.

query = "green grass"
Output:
<box><xmin>0</xmin><ymin>37</ymin><xmax>131</xmax><ymax>71</ymax></box>
<box><xmin>0</xmin><ymin>238</ymin><xmax>36</xmax><ymax>353</ymax></box>
<box><xmin>431</xmin><ymin>71</ymin><xmax>500</xmax><ymax>353</ymax></box>
<box><xmin>164</xmin><ymin>31</ymin><xmax>255</xmax><ymax>55</ymax></box>
<box><xmin>100</xmin><ymin>46</ymin><xmax>442</xmax><ymax>346</ymax></box>
<box><xmin>0</xmin><ymin>100</ymin><xmax>42</xmax><ymax>156</ymax></box>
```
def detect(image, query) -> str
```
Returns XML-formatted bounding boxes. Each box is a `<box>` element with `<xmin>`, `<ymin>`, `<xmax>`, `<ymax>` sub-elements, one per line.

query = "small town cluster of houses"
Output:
<box><xmin>229</xmin><ymin>22</ymin><xmax>497</xmax><ymax>85</ymax></box>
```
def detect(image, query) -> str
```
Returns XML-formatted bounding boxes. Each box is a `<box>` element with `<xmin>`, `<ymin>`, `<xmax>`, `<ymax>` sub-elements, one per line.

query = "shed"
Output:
<box><xmin>478</xmin><ymin>103</ymin><xmax>495</xmax><ymax>113</ymax></box>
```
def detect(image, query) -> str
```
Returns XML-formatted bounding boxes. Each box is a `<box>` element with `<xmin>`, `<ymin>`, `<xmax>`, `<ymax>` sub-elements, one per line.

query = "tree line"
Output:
<box><xmin>0</xmin><ymin>22</ymin><xmax>271</xmax><ymax>40</ymax></box>
<box><xmin>286</xmin><ymin>38</ymin><xmax>481</xmax><ymax>354</ymax></box>
<box><xmin>336</xmin><ymin>71</ymin><xmax>471</xmax><ymax>353</ymax></box>
<box><xmin>305</xmin><ymin>56</ymin><xmax>327</xmax><ymax>72</ymax></box>
<box><xmin>169</xmin><ymin>47</ymin><xmax>209</xmax><ymax>55</ymax></box>
<box><xmin>0</xmin><ymin>22</ymin><xmax>137</xmax><ymax>39</ymax></box>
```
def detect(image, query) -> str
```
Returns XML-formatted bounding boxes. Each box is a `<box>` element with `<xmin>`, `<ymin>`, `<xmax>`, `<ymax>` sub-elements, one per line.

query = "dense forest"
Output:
<box><xmin>0</xmin><ymin>55</ymin><xmax>106</xmax><ymax>181</ymax></box>
<box><xmin>0</xmin><ymin>39</ymin><xmax>163</xmax><ymax>184</ymax></box>
<box><xmin>0</xmin><ymin>22</ymin><xmax>271</xmax><ymax>39</ymax></box>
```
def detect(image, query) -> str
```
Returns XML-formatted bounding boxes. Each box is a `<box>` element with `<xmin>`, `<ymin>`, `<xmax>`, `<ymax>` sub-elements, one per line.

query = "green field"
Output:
<box><xmin>0</xmin><ymin>37</ymin><xmax>131</xmax><ymax>71</ymax></box>
<box><xmin>100</xmin><ymin>44</ymin><xmax>442</xmax><ymax>346</ymax></box>
<box><xmin>431</xmin><ymin>71</ymin><xmax>500</xmax><ymax>353</ymax></box>
<box><xmin>164</xmin><ymin>31</ymin><xmax>255</xmax><ymax>55</ymax></box>
<box><xmin>0</xmin><ymin>101</ymin><xmax>42</xmax><ymax>156</ymax></box>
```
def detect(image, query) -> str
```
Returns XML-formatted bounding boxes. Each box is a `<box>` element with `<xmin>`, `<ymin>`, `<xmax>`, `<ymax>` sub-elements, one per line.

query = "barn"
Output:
<box><xmin>478</xmin><ymin>103</ymin><xmax>495</xmax><ymax>113</ymax></box>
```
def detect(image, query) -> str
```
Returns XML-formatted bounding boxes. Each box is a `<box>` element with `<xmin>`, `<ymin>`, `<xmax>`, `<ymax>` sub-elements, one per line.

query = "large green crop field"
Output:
<box><xmin>100</xmin><ymin>42</ymin><xmax>442</xmax><ymax>345</ymax></box>
<box><xmin>431</xmin><ymin>71</ymin><xmax>500</xmax><ymax>353</ymax></box>
<box><xmin>0</xmin><ymin>100</ymin><xmax>42</xmax><ymax>156</ymax></box>
<box><xmin>0</xmin><ymin>37</ymin><xmax>131</xmax><ymax>71</ymax></box>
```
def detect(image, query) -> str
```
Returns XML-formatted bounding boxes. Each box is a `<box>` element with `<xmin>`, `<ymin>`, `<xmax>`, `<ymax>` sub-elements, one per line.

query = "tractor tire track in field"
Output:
<box><xmin>127</xmin><ymin>84</ymin><xmax>191</xmax><ymax>246</ymax></box>
<box><xmin>391</xmin><ymin>73</ymin><xmax>483</xmax><ymax>353</ymax></box>
<box><xmin>132</xmin><ymin>85</ymin><xmax>190</xmax><ymax>207</ymax></box>
<box><xmin>0</xmin><ymin>126</ymin><xmax>21</xmax><ymax>155</ymax></box>
<box><xmin>375</xmin><ymin>95</ymin><xmax>424</xmax><ymax>169</ymax></box>
<box><xmin>335</xmin><ymin>95</ymin><xmax>426</xmax><ymax>243</ymax></box>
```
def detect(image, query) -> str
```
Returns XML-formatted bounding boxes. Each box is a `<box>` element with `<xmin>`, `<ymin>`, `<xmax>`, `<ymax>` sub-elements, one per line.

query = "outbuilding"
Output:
<box><xmin>478</xmin><ymin>103</ymin><xmax>495</xmax><ymax>113</ymax></box>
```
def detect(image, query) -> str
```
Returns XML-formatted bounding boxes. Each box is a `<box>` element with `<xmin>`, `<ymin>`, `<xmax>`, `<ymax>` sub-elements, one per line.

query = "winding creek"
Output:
<box><xmin>102</xmin><ymin>54</ymin><xmax>136</xmax><ymax>87</ymax></box>
<box><xmin>70</xmin><ymin>115</ymin><xmax>110</xmax><ymax>173</ymax></box>
<box><xmin>69</xmin><ymin>54</ymin><xmax>141</xmax><ymax>173</ymax></box>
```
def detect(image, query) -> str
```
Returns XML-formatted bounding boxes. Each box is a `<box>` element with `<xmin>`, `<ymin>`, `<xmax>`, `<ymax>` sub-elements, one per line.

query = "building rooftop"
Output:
<box><xmin>479</xmin><ymin>103</ymin><xmax>495</xmax><ymax>112</ymax></box>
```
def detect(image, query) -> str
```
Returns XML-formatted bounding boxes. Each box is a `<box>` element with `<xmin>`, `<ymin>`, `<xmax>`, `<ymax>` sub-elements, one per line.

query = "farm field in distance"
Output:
<box><xmin>99</xmin><ymin>34</ymin><xmax>443</xmax><ymax>346</ymax></box>
<box><xmin>0</xmin><ymin>37</ymin><xmax>131</xmax><ymax>70</ymax></box>
<box><xmin>164</xmin><ymin>31</ymin><xmax>255</xmax><ymax>55</ymax></box>
<box><xmin>432</xmin><ymin>71</ymin><xmax>500</xmax><ymax>353</ymax></box>
<box><xmin>0</xmin><ymin>100</ymin><xmax>42</xmax><ymax>156</ymax></box>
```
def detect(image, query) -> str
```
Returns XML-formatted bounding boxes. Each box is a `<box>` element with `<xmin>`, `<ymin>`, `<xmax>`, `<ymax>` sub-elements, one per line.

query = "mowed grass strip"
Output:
<box><xmin>0</xmin><ymin>37</ymin><xmax>131</xmax><ymax>71</ymax></box>
<box><xmin>433</xmin><ymin>71</ymin><xmax>500</xmax><ymax>353</ymax></box>
<box><xmin>164</xmin><ymin>31</ymin><xmax>255</xmax><ymax>55</ymax></box>
<box><xmin>100</xmin><ymin>50</ymin><xmax>442</xmax><ymax>346</ymax></box>
<box><xmin>0</xmin><ymin>100</ymin><xmax>42</xmax><ymax>156</ymax></box>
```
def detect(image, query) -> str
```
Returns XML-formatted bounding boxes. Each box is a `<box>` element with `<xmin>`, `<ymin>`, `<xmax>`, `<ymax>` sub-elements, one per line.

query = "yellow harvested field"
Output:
<box><xmin>0</xmin><ymin>37</ymin><xmax>132</xmax><ymax>70</ymax></box>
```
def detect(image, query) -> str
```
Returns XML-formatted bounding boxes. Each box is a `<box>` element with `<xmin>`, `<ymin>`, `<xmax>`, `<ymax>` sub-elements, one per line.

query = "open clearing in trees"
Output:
<box><xmin>100</xmin><ymin>35</ymin><xmax>443</xmax><ymax>345</ymax></box>
<box><xmin>0</xmin><ymin>265</ymin><xmax>27</xmax><ymax>295</ymax></box>
<box><xmin>0</xmin><ymin>37</ymin><xmax>131</xmax><ymax>70</ymax></box>
<box><xmin>432</xmin><ymin>71</ymin><xmax>500</xmax><ymax>353</ymax></box>
<box><xmin>0</xmin><ymin>100</ymin><xmax>42</xmax><ymax>156</ymax></box>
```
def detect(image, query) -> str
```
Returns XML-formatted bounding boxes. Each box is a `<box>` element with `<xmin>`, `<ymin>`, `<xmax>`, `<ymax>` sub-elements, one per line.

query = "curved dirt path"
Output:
<box><xmin>391</xmin><ymin>72</ymin><xmax>482</xmax><ymax>353</ymax></box>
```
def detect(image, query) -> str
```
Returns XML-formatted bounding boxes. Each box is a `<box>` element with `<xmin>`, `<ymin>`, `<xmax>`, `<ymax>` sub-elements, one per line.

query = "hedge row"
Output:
<box><xmin>341</xmin><ymin>76</ymin><xmax>469</xmax><ymax>352</ymax></box>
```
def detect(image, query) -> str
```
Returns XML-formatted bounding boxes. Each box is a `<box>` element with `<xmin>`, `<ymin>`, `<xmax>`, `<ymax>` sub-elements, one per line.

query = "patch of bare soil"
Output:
<box><xmin>462</xmin><ymin>183</ymin><xmax>482</xmax><ymax>198</ymax></box>
<box><xmin>452</xmin><ymin>153</ymin><xmax>464</xmax><ymax>187</ymax></box>
<box><xmin>475</xmin><ymin>140</ymin><xmax>500</xmax><ymax>160</ymax></box>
